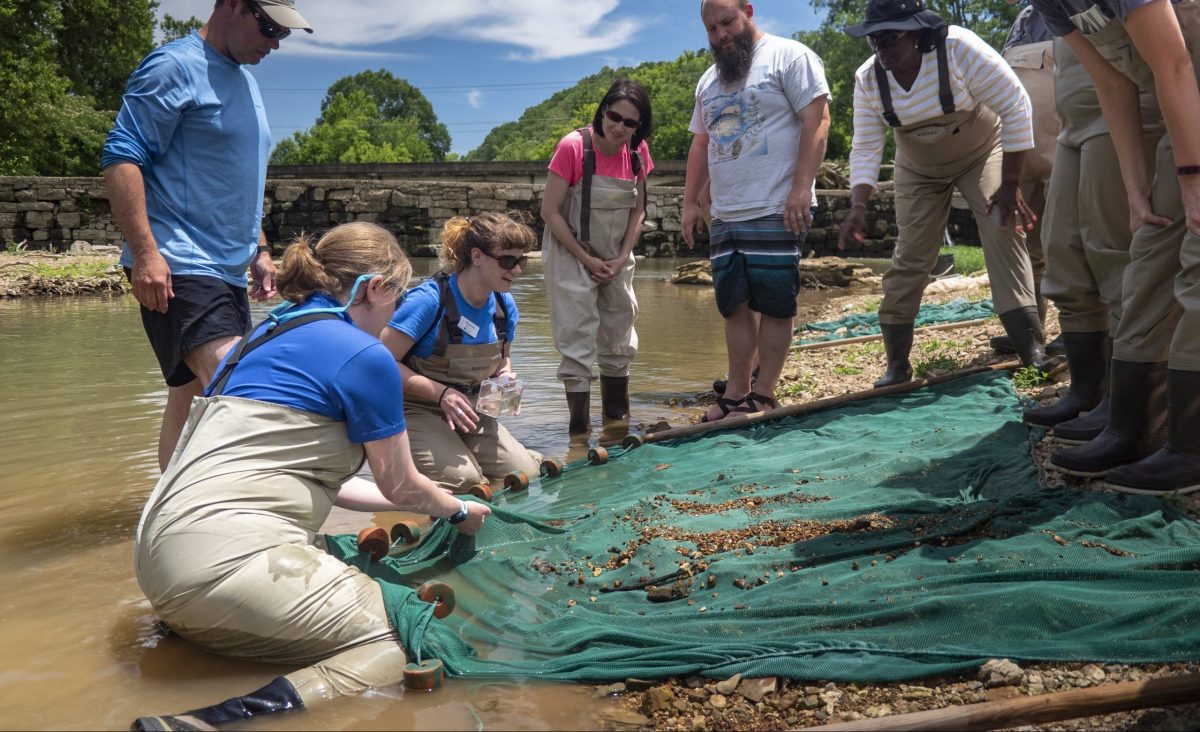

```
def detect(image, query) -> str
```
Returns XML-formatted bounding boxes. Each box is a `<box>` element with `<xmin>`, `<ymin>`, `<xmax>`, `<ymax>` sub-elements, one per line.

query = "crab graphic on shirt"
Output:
<box><xmin>702</xmin><ymin>83</ymin><xmax>769</xmax><ymax>162</ymax></box>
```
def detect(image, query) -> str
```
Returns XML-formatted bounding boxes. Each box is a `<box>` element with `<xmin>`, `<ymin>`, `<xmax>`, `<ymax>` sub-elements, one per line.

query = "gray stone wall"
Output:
<box><xmin>1</xmin><ymin>175</ymin><xmax>978</xmax><ymax>257</ymax></box>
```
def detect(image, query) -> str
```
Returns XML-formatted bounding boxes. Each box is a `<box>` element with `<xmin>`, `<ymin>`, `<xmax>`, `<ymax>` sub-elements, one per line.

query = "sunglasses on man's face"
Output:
<box><xmin>245</xmin><ymin>0</ymin><xmax>291</xmax><ymax>40</ymax></box>
<box><xmin>868</xmin><ymin>30</ymin><xmax>905</xmax><ymax>49</ymax></box>
<box><xmin>481</xmin><ymin>251</ymin><xmax>529</xmax><ymax>271</ymax></box>
<box><xmin>604</xmin><ymin>109</ymin><xmax>641</xmax><ymax>130</ymax></box>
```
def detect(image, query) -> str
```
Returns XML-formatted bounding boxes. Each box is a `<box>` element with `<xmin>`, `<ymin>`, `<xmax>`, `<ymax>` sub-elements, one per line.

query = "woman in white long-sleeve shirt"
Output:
<box><xmin>838</xmin><ymin>0</ymin><xmax>1049</xmax><ymax>388</ymax></box>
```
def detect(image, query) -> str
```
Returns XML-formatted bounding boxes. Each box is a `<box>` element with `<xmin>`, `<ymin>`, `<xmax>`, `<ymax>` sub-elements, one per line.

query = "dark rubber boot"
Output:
<box><xmin>1051</xmin><ymin>394</ymin><xmax>1110</xmax><ymax>444</ymax></box>
<box><xmin>599</xmin><ymin>375</ymin><xmax>629</xmax><ymax>421</ymax></box>
<box><xmin>566</xmin><ymin>390</ymin><xmax>590</xmax><ymax>434</ymax></box>
<box><xmin>997</xmin><ymin>306</ymin><xmax>1052</xmax><ymax>371</ymax></box>
<box><xmin>1023</xmin><ymin>331</ymin><xmax>1108</xmax><ymax>428</ymax></box>
<box><xmin>993</xmin><ymin>289</ymin><xmax>1059</xmax><ymax>354</ymax></box>
<box><xmin>874</xmin><ymin>323</ymin><xmax>914</xmax><ymax>389</ymax></box>
<box><xmin>1049</xmin><ymin>360</ymin><xmax>1168</xmax><ymax>477</ymax></box>
<box><xmin>132</xmin><ymin>677</ymin><xmax>303</xmax><ymax>731</ymax></box>
<box><xmin>1105</xmin><ymin>369</ymin><xmax>1200</xmax><ymax>495</ymax></box>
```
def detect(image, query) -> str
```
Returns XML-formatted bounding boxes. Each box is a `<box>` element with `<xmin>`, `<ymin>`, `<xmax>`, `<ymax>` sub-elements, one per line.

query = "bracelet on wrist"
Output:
<box><xmin>437</xmin><ymin>385</ymin><xmax>451</xmax><ymax>405</ymax></box>
<box><xmin>256</xmin><ymin>244</ymin><xmax>271</xmax><ymax>255</ymax></box>
<box><xmin>447</xmin><ymin>499</ymin><xmax>469</xmax><ymax>525</ymax></box>
<box><xmin>1178</xmin><ymin>165</ymin><xmax>1200</xmax><ymax>177</ymax></box>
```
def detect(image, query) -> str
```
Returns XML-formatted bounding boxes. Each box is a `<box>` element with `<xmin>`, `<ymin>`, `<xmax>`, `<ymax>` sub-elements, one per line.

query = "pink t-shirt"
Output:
<box><xmin>547</xmin><ymin>129</ymin><xmax>654</xmax><ymax>186</ymax></box>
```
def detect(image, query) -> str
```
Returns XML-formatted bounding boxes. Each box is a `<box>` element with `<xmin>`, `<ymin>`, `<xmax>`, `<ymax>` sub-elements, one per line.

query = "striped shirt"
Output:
<box><xmin>849</xmin><ymin>25</ymin><xmax>1035</xmax><ymax>189</ymax></box>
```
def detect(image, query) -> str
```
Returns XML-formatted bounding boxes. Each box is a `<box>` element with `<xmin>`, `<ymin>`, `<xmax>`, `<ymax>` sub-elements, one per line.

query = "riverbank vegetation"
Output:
<box><xmin>0</xmin><ymin>252</ymin><xmax>126</xmax><ymax>296</ymax></box>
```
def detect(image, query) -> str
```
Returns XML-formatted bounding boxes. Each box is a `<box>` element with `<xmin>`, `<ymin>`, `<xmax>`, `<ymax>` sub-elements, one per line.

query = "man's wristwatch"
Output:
<box><xmin>256</xmin><ymin>244</ymin><xmax>271</xmax><ymax>255</ymax></box>
<box><xmin>447</xmin><ymin>499</ymin><xmax>470</xmax><ymax>525</ymax></box>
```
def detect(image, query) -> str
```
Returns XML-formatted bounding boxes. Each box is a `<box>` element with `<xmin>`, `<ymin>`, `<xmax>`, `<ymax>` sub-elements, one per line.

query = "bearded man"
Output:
<box><xmin>682</xmin><ymin>0</ymin><xmax>831</xmax><ymax>422</ymax></box>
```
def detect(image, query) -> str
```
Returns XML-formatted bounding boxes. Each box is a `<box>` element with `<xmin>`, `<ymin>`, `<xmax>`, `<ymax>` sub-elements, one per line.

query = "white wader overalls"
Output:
<box><xmin>402</xmin><ymin>274</ymin><xmax>540</xmax><ymax>489</ymax></box>
<box><xmin>874</xmin><ymin>37</ymin><xmax>1039</xmax><ymax>326</ymax></box>
<box><xmin>134</xmin><ymin>313</ymin><xmax>408</xmax><ymax>707</ymax></box>
<box><xmin>543</xmin><ymin>128</ymin><xmax>640</xmax><ymax>393</ymax></box>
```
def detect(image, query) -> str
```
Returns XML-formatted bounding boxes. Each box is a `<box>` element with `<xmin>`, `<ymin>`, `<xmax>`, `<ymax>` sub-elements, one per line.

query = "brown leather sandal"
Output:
<box><xmin>729</xmin><ymin>391</ymin><xmax>779</xmax><ymax>415</ymax></box>
<box><xmin>701</xmin><ymin>395</ymin><xmax>744</xmax><ymax>423</ymax></box>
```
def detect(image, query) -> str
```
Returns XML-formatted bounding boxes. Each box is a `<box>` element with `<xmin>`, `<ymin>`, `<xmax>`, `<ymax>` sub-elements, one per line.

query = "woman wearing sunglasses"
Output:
<box><xmin>381</xmin><ymin>212</ymin><xmax>542</xmax><ymax>493</ymax></box>
<box><xmin>839</xmin><ymin>0</ymin><xmax>1051</xmax><ymax>389</ymax></box>
<box><xmin>540</xmin><ymin>78</ymin><xmax>654</xmax><ymax>434</ymax></box>
<box><xmin>131</xmin><ymin>222</ymin><xmax>490</xmax><ymax>730</ymax></box>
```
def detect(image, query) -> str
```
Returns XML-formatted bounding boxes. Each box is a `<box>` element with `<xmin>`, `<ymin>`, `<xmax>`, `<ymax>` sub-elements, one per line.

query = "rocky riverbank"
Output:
<box><xmin>0</xmin><ymin>250</ymin><xmax>127</xmax><ymax>297</ymax></box>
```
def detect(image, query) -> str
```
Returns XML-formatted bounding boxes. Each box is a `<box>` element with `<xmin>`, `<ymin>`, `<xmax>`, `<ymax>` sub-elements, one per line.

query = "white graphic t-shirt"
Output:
<box><xmin>690</xmin><ymin>33</ymin><xmax>830</xmax><ymax>222</ymax></box>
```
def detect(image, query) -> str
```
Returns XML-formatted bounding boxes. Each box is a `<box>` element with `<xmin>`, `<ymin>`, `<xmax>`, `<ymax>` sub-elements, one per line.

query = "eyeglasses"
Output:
<box><xmin>480</xmin><ymin>251</ymin><xmax>529</xmax><ymax>271</ymax></box>
<box><xmin>604</xmin><ymin>109</ymin><xmax>641</xmax><ymax>130</ymax></box>
<box><xmin>867</xmin><ymin>30</ymin><xmax>905</xmax><ymax>49</ymax></box>
<box><xmin>245</xmin><ymin>0</ymin><xmax>291</xmax><ymax>40</ymax></box>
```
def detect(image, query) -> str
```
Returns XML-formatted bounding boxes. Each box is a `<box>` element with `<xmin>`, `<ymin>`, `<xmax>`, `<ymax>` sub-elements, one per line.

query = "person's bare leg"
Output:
<box><xmin>705</xmin><ymin>305</ymin><xmax>757</xmax><ymax>421</ymax></box>
<box><xmin>157</xmin><ymin>335</ymin><xmax>240</xmax><ymax>471</ymax></box>
<box><xmin>753</xmin><ymin>314</ymin><xmax>794</xmax><ymax>401</ymax></box>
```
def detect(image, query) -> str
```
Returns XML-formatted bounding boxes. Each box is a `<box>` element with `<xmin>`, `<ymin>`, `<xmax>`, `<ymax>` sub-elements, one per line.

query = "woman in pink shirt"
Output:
<box><xmin>540</xmin><ymin>79</ymin><xmax>654</xmax><ymax>435</ymax></box>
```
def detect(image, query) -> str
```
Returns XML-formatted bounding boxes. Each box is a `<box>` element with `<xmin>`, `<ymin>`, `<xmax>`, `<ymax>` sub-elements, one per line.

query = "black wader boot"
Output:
<box><xmin>997</xmin><ymin>306</ymin><xmax>1052</xmax><ymax>372</ymax></box>
<box><xmin>1105</xmin><ymin>369</ymin><xmax>1200</xmax><ymax>494</ymax></box>
<box><xmin>132</xmin><ymin>677</ymin><xmax>303</xmax><ymax>731</ymax></box>
<box><xmin>1023</xmin><ymin>331</ymin><xmax>1108</xmax><ymax>428</ymax></box>
<box><xmin>1051</xmin><ymin>351</ymin><xmax>1113</xmax><ymax>444</ymax></box>
<box><xmin>1049</xmin><ymin>360</ymin><xmax>1168</xmax><ymax>477</ymax></box>
<box><xmin>566</xmin><ymin>390</ymin><xmax>590</xmax><ymax>434</ymax></box>
<box><xmin>991</xmin><ymin>289</ymin><xmax>1063</xmax><ymax>355</ymax></box>
<box><xmin>874</xmin><ymin>323</ymin><xmax>914</xmax><ymax>389</ymax></box>
<box><xmin>599</xmin><ymin>375</ymin><xmax>629</xmax><ymax>421</ymax></box>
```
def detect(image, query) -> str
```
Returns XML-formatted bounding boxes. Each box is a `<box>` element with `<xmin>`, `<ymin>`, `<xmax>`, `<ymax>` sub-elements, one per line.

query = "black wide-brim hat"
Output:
<box><xmin>844</xmin><ymin>0</ymin><xmax>947</xmax><ymax>38</ymax></box>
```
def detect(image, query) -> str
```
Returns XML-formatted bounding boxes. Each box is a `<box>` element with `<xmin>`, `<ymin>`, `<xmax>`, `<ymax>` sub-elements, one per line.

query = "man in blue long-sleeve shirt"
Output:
<box><xmin>103</xmin><ymin>0</ymin><xmax>312</xmax><ymax>471</ymax></box>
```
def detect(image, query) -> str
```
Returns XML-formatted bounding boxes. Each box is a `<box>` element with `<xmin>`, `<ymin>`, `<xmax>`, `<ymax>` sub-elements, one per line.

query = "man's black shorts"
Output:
<box><xmin>125</xmin><ymin>269</ymin><xmax>251</xmax><ymax>387</ymax></box>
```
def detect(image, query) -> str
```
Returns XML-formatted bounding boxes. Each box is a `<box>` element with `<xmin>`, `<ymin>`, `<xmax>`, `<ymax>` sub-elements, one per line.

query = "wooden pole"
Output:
<box><xmin>792</xmin><ymin>318</ymin><xmax>991</xmax><ymax>352</ymax></box>
<box><xmin>642</xmin><ymin>360</ymin><xmax>1021</xmax><ymax>445</ymax></box>
<box><xmin>799</xmin><ymin>673</ymin><xmax>1200</xmax><ymax>732</ymax></box>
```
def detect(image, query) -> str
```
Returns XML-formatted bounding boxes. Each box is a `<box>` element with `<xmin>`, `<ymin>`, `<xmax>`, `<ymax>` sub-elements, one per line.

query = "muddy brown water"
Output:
<box><xmin>0</xmin><ymin>258</ymin><xmax>848</xmax><ymax>730</ymax></box>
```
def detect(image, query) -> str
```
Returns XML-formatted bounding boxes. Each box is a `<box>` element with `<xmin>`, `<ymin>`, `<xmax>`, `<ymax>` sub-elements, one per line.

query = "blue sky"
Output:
<box><xmin>157</xmin><ymin>1</ymin><xmax>826</xmax><ymax>156</ymax></box>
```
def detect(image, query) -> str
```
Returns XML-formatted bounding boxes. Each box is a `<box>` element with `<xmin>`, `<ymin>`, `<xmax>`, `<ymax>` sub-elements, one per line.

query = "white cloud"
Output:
<box><xmin>466</xmin><ymin>89</ymin><xmax>485</xmax><ymax>109</ymax></box>
<box><xmin>156</xmin><ymin>0</ymin><xmax>645</xmax><ymax>62</ymax></box>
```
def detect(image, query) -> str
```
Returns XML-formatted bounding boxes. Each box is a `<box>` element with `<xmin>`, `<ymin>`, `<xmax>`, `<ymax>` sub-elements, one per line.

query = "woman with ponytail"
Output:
<box><xmin>131</xmin><ymin>221</ymin><xmax>490</xmax><ymax>731</ymax></box>
<box><xmin>381</xmin><ymin>212</ymin><xmax>541</xmax><ymax>493</ymax></box>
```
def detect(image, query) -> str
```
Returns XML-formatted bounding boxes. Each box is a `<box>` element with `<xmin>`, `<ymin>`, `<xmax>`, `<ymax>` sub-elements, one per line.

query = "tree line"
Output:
<box><xmin>1</xmin><ymin>0</ymin><xmax>1020</xmax><ymax>175</ymax></box>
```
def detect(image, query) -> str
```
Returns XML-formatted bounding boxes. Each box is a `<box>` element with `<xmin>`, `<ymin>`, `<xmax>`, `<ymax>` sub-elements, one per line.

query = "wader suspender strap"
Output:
<box><xmin>402</xmin><ymin>273</ymin><xmax>510</xmax><ymax>363</ymax></box>
<box><xmin>578</xmin><ymin>127</ymin><xmax>642</xmax><ymax>249</ymax></box>
<box><xmin>874</xmin><ymin>36</ymin><xmax>955</xmax><ymax>127</ymax></box>
<box><xmin>580</xmin><ymin>128</ymin><xmax>595</xmax><ymax>246</ymax></box>
<box><xmin>209</xmin><ymin>312</ymin><xmax>339</xmax><ymax>396</ymax></box>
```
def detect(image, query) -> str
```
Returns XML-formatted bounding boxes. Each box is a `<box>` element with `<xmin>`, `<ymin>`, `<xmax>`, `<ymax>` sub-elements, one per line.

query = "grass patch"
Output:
<box><xmin>1012</xmin><ymin>366</ymin><xmax>1049</xmax><ymax>389</ymax></box>
<box><xmin>844</xmin><ymin>341</ymin><xmax>885</xmax><ymax>359</ymax></box>
<box><xmin>861</xmin><ymin>297</ymin><xmax>882</xmax><ymax>312</ymax></box>
<box><xmin>25</xmin><ymin>260</ymin><xmax>116</xmax><ymax>279</ymax></box>
<box><xmin>779</xmin><ymin>375</ymin><xmax>817</xmax><ymax>398</ymax></box>
<box><xmin>914</xmin><ymin>355</ymin><xmax>960</xmax><ymax>378</ymax></box>
<box><xmin>942</xmin><ymin>245</ymin><xmax>986</xmax><ymax>276</ymax></box>
<box><xmin>833</xmin><ymin>365</ymin><xmax>863</xmax><ymax>376</ymax></box>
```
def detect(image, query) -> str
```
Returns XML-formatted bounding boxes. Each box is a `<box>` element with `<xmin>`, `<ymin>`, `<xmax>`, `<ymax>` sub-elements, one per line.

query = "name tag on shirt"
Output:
<box><xmin>458</xmin><ymin>316</ymin><xmax>480</xmax><ymax>338</ymax></box>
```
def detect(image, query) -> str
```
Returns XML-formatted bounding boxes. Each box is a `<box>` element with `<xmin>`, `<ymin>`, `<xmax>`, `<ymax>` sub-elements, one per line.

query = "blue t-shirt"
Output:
<box><xmin>388</xmin><ymin>274</ymin><xmax>519</xmax><ymax>359</ymax></box>
<box><xmin>102</xmin><ymin>31</ymin><xmax>272</xmax><ymax>288</ymax></box>
<box><xmin>206</xmin><ymin>294</ymin><xmax>407</xmax><ymax>444</ymax></box>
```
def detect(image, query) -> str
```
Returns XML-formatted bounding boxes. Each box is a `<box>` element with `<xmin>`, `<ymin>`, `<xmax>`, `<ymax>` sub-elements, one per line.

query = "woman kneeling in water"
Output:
<box><xmin>132</xmin><ymin>222</ymin><xmax>489</xmax><ymax>730</ymax></box>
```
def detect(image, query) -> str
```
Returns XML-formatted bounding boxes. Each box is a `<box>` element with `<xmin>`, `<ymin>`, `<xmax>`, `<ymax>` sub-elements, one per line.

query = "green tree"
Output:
<box><xmin>0</xmin><ymin>0</ymin><xmax>114</xmax><ymax>175</ymax></box>
<box><xmin>467</xmin><ymin>50</ymin><xmax>712</xmax><ymax>162</ymax></box>
<box><xmin>270</xmin><ymin>88</ymin><xmax>434</xmax><ymax>164</ymax></box>
<box><xmin>160</xmin><ymin>12</ymin><xmax>203</xmax><ymax>43</ymax></box>
<box><xmin>57</xmin><ymin>0</ymin><xmax>157</xmax><ymax>111</ymax></box>
<box><xmin>323</xmin><ymin>70</ymin><xmax>451</xmax><ymax>160</ymax></box>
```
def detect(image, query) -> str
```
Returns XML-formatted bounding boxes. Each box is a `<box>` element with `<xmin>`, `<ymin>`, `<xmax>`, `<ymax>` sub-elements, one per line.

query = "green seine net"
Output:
<box><xmin>795</xmin><ymin>298</ymin><xmax>995</xmax><ymax>345</ymax></box>
<box><xmin>326</xmin><ymin>372</ymin><xmax>1200</xmax><ymax>682</ymax></box>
